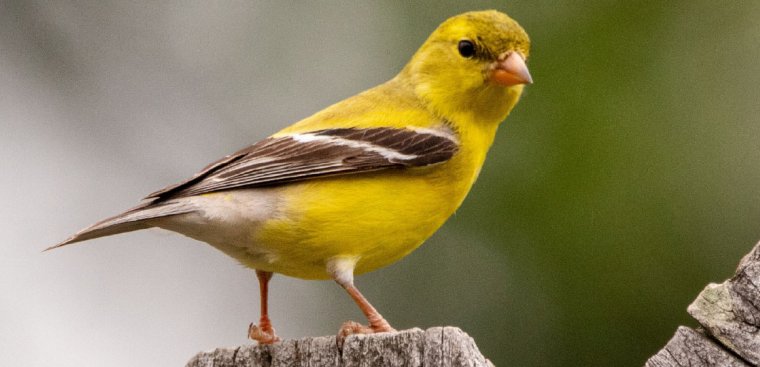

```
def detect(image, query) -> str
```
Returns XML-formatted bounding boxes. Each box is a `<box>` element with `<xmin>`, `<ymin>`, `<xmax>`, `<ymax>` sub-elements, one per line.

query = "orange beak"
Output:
<box><xmin>490</xmin><ymin>52</ymin><xmax>533</xmax><ymax>86</ymax></box>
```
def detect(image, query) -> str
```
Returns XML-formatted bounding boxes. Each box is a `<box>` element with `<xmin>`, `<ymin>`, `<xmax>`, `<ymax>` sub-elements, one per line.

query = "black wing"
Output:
<box><xmin>144</xmin><ymin>127</ymin><xmax>459</xmax><ymax>202</ymax></box>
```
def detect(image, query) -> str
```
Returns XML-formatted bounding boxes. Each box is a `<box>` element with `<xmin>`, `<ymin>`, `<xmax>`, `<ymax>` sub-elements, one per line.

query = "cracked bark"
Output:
<box><xmin>186</xmin><ymin>327</ymin><xmax>493</xmax><ymax>367</ymax></box>
<box><xmin>646</xmin><ymin>241</ymin><xmax>760</xmax><ymax>366</ymax></box>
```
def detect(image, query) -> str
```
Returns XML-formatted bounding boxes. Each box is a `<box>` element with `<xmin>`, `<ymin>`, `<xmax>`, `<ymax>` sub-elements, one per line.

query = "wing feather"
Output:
<box><xmin>145</xmin><ymin>127</ymin><xmax>459</xmax><ymax>202</ymax></box>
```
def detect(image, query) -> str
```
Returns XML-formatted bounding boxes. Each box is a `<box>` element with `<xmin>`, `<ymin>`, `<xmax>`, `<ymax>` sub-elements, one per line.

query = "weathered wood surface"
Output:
<box><xmin>186</xmin><ymin>326</ymin><xmax>493</xmax><ymax>367</ymax></box>
<box><xmin>645</xmin><ymin>327</ymin><xmax>749</xmax><ymax>367</ymax></box>
<box><xmin>646</xmin><ymin>241</ymin><xmax>760</xmax><ymax>367</ymax></box>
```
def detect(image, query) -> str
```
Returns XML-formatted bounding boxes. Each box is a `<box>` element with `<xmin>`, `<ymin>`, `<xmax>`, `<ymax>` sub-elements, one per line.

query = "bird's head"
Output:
<box><xmin>402</xmin><ymin>10</ymin><xmax>532</xmax><ymax>125</ymax></box>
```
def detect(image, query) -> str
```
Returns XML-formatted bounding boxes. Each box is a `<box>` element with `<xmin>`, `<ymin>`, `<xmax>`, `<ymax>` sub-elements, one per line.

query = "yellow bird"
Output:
<box><xmin>49</xmin><ymin>10</ymin><xmax>532</xmax><ymax>343</ymax></box>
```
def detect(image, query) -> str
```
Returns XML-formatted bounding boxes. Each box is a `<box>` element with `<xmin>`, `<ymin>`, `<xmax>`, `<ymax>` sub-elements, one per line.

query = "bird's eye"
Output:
<box><xmin>457</xmin><ymin>40</ymin><xmax>476</xmax><ymax>58</ymax></box>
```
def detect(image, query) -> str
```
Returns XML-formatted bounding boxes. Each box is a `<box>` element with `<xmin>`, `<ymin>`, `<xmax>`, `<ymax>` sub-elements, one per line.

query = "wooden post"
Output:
<box><xmin>646</xmin><ymin>241</ymin><xmax>760</xmax><ymax>366</ymax></box>
<box><xmin>186</xmin><ymin>326</ymin><xmax>493</xmax><ymax>367</ymax></box>
<box><xmin>188</xmin><ymin>242</ymin><xmax>760</xmax><ymax>366</ymax></box>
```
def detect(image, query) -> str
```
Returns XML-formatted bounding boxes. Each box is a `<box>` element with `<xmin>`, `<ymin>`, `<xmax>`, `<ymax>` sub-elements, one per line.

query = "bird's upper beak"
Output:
<box><xmin>489</xmin><ymin>52</ymin><xmax>533</xmax><ymax>86</ymax></box>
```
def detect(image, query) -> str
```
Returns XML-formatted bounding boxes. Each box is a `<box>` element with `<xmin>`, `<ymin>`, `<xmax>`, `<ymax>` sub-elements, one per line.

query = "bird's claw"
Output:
<box><xmin>248</xmin><ymin>322</ymin><xmax>280</xmax><ymax>344</ymax></box>
<box><xmin>336</xmin><ymin>320</ymin><xmax>396</xmax><ymax>348</ymax></box>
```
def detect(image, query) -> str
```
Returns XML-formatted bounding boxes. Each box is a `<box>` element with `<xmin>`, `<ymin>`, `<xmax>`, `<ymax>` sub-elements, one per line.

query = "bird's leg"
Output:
<box><xmin>328</xmin><ymin>257</ymin><xmax>396</xmax><ymax>343</ymax></box>
<box><xmin>339</xmin><ymin>282</ymin><xmax>395</xmax><ymax>331</ymax></box>
<box><xmin>248</xmin><ymin>270</ymin><xmax>280</xmax><ymax>344</ymax></box>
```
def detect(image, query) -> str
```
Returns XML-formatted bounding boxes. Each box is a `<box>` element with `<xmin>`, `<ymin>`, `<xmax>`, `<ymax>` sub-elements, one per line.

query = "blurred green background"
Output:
<box><xmin>3</xmin><ymin>1</ymin><xmax>760</xmax><ymax>366</ymax></box>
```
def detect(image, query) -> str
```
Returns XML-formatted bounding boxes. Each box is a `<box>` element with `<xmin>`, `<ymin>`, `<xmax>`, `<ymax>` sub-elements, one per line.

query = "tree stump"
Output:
<box><xmin>646</xmin><ymin>241</ymin><xmax>760</xmax><ymax>366</ymax></box>
<box><xmin>186</xmin><ymin>326</ymin><xmax>493</xmax><ymax>367</ymax></box>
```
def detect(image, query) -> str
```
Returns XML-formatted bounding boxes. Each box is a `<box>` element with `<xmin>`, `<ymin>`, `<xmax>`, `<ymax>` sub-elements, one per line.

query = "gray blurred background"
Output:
<box><xmin>3</xmin><ymin>1</ymin><xmax>760</xmax><ymax>366</ymax></box>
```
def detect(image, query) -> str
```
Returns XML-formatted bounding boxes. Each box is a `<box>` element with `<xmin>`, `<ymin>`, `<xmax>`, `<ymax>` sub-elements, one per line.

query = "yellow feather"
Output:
<box><xmin>240</xmin><ymin>10</ymin><xmax>531</xmax><ymax>279</ymax></box>
<box><xmin>52</xmin><ymin>10</ymin><xmax>532</xmax><ymax>340</ymax></box>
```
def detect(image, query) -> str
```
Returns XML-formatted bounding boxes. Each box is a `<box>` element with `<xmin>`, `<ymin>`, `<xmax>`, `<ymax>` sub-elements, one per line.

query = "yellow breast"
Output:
<box><xmin>250</xmin><ymin>129</ymin><xmax>494</xmax><ymax>279</ymax></box>
<box><xmin>236</xmin><ymin>77</ymin><xmax>508</xmax><ymax>279</ymax></box>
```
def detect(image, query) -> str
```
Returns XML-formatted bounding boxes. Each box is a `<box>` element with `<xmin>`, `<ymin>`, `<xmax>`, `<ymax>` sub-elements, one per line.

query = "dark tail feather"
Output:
<box><xmin>45</xmin><ymin>201</ymin><xmax>197</xmax><ymax>251</ymax></box>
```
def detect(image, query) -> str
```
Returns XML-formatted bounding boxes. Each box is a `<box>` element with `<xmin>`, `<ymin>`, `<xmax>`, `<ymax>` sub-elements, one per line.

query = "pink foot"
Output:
<box><xmin>336</xmin><ymin>320</ymin><xmax>396</xmax><ymax>347</ymax></box>
<box><xmin>248</xmin><ymin>322</ymin><xmax>280</xmax><ymax>344</ymax></box>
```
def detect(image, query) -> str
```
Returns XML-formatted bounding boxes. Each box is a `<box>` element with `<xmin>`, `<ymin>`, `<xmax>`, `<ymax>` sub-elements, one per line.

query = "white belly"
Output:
<box><xmin>152</xmin><ymin>188</ymin><xmax>285</xmax><ymax>268</ymax></box>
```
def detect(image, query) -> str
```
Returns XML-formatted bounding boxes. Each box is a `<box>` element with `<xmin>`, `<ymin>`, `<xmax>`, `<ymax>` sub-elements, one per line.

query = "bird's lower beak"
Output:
<box><xmin>489</xmin><ymin>52</ymin><xmax>533</xmax><ymax>86</ymax></box>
